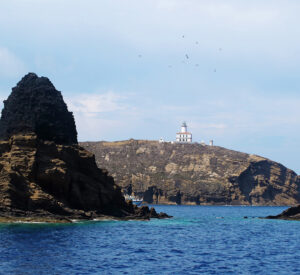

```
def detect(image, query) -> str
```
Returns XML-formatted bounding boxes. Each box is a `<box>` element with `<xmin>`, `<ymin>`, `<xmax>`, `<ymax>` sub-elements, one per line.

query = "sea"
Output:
<box><xmin>1</xmin><ymin>205</ymin><xmax>300</xmax><ymax>275</ymax></box>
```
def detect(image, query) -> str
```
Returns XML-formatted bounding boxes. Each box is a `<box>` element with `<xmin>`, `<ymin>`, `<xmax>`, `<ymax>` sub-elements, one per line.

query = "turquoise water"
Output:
<box><xmin>1</xmin><ymin>205</ymin><xmax>300</xmax><ymax>274</ymax></box>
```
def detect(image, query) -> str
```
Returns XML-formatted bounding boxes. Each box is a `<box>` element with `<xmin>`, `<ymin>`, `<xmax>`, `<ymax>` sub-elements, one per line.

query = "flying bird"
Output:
<box><xmin>185</xmin><ymin>54</ymin><xmax>189</xmax><ymax>59</ymax></box>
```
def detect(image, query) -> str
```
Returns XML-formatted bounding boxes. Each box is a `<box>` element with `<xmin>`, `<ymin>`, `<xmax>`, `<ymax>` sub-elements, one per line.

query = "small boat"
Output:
<box><xmin>124</xmin><ymin>195</ymin><xmax>143</xmax><ymax>206</ymax></box>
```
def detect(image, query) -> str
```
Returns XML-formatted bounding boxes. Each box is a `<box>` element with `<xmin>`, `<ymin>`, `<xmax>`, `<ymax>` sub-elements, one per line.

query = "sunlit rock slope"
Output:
<box><xmin>81</xmin><ymin>140</ymin><xmax>300</xmax><ymax>206</ymax></box>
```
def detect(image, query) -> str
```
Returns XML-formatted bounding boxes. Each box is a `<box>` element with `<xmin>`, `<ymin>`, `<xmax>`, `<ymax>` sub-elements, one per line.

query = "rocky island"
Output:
<box><xmin>81</xmin><ymin>140</ymin><xmax>300</xmax><ymax>206</ymax></box>
<box><xmin>0</xmin><ymin>73</ymin><xmax>169</xmax><ymax>223</ymax></box>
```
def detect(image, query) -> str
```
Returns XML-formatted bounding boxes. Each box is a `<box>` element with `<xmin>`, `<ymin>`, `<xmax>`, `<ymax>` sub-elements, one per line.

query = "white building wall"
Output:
<box><xmin>176</xmin><ymin>133</ymin><xmax>192</xmax><ymax>143</ymax></box>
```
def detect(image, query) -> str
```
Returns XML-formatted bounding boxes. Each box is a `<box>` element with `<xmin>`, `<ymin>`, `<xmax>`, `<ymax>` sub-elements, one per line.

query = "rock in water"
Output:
<box><xmin>0</xmin><ymin>73</ymin><xmax>77</xmax><ymax>144</ymax></box>
<box><xmin>265</xmin><ymin>205</ymin><xmax>300</xmax><ymax>220</ymax></box>
<box><xmin>0</xmin><ymin>73</ymin><xmax>169</xmax><ymax>222</ymax></box>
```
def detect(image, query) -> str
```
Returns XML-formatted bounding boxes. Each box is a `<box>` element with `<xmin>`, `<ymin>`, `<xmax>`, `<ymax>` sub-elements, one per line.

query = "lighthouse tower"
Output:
<box><xmin>176</xmin><ymin>122</ymin><xmax>192</xmax><ymax>143</ymax></box>
<box><xmin>181</xmin><ymin>122</ymin><xmax>188</xmax><ymax>133</ymax></box>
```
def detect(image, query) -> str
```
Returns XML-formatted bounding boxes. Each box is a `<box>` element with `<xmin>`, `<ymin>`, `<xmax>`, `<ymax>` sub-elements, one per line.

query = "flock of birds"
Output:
<box><xmin>137</xmin><ymin>35</ymin><xmax>222</xmax><ymax>73</ymax></box>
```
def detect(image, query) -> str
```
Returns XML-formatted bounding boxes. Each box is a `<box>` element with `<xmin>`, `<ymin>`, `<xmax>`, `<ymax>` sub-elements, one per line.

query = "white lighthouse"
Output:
<box><xmin>176</xmin><ymin>122</ymin><xmax>192</xmax><ymax>143</ymax></box>
<box><xmin>181</xmin><ymin>122</ymin><xmax>187</xmax><ymax>133</ymax></box>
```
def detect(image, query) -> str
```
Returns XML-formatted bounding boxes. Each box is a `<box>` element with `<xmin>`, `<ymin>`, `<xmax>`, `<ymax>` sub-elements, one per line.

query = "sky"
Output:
<box><xmin>0</xmin><ymin>0</ymin><xmax>300</xmax><ymax>173</ymax></box>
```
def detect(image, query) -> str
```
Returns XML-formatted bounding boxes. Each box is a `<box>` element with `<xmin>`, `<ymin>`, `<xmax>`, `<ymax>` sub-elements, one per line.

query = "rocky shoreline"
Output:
<box><xmin>0</xmin><ymin>205</ymin><xmax>170</xmax><ymax>223</ymax></box>
<box><xmin>1</xmin><ymin>73</ymin><xmax>298</xmax><ymax>223</ymax></box>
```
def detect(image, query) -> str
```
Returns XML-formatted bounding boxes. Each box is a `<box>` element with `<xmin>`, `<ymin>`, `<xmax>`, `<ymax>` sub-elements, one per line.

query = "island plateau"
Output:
<box><xmin>81</xmin><ymin>140</ymin><xmax>300</xmax><ymax>206</ymax></box>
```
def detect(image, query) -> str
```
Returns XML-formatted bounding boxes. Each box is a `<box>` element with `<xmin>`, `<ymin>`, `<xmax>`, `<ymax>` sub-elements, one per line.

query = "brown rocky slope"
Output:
<box><xmin>0</xmin><ymin>73</ymin><xmax>169</xmax><ymax>222</ymax></box>
<box><xmin>80</xmin><ymin>140</ymin><xmax>300</xmax><ymax>206</ymax></box>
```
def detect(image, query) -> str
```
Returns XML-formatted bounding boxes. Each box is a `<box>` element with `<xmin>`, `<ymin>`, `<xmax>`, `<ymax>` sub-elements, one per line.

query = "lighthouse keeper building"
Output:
<box><xmin>176</xmin><ymin>122</ymin><xmax>192</xmax><ymax>143</ymax></box>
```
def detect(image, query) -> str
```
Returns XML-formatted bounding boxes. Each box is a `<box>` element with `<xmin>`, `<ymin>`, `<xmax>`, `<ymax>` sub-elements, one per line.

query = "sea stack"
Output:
<box><xmin>0</xmin><ymin>73</ymin><xmax>77</xmax><ymax>144</ymax></box>
<box><xmin>0</xmin><ymin>73</ymin><xmax>169</xmax><ymax>222</ymax></box>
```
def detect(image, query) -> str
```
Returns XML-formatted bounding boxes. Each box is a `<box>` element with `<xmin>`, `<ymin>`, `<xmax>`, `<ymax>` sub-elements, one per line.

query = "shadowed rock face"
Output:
<box><xmin>0</xmin><ymin>74</ymin><xmax>169</xmax><ymax>222</ymax></box>
<box><xmin>80</xmin><ymin>140</ymin><xmax>300</xmax><ymax>206</ymax></box>
<box><xmin>0</xmin><ymin>73</ymin><xmax>77</xmax><ymax>145</ymax></box>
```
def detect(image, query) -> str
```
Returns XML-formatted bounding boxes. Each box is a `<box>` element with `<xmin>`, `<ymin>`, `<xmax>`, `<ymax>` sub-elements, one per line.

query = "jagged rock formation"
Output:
<box><xmin>0</xmin><ymin>73</ymin><xmax>77</xmax><ymax>145</ymax></box>
<box><xmin>80</xmin><ymin>140</ymin><xmax>300</xmax><ymax>206</ymax></box>
<box><xmin>265</xmin><ymin>205</ymin><xmax>300</xmax><ymax>220</ymax></box>
<box><xmin>0</xmin><ymin>74</ymin><xmax>169</xmax><ymax>222</ymax></box>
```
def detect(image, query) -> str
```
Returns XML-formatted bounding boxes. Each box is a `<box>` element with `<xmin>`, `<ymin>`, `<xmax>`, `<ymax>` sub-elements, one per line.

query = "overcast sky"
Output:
<box><xmin>1</xmin><ymin>0</ymin><xmax>300</xmax><ymax>172</ymax></box>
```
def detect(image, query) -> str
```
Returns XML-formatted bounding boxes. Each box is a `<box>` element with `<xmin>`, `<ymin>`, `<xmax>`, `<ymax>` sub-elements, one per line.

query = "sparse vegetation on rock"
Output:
<box><xmin>81</xmin><ymin>140</ymin><xmax>300</xmax><ymax>206</ymax></box>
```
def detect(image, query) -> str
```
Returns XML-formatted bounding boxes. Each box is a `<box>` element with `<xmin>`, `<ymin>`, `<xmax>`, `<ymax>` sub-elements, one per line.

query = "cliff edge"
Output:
<box><xmin>81</xmin><ymin>140</ymin><xmax>300</xmax><ymax>206</ymax></box>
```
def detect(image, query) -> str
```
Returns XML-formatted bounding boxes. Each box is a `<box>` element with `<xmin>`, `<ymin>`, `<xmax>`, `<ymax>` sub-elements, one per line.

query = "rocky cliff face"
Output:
<box><xmin>0</xmin><ymin>74</ymin><xmax>168</xmax><ymax>222</ymax></box>
<box><xmin>80</xmin><ymin>140</ymin><xmax>300</xmax><ymax>206</ymax></box>
<box><xmin>0</xmin><ymin>73</ymin><xmax>77</xmax><ymax>145</ymax></box>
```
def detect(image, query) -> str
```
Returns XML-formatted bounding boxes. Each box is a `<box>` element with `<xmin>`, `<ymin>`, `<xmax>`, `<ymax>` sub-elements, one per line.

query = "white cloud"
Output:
<box><xmin>65</xmin><ymin>91</ymin><xmax>133</xmax><ymax>140</ymax></box>
<box><xmin>66</xmin><ymin>92</ymin><xmax>126</xmax><ymax>116</ymax></box>
<box><xmin>0</xmin><ymin>47</ymin><xmax>26</xmax><ymax>78</ymax></box>
<box><xmin>65</xmin><ymin>89</ymin><xmax>300</xmax><ymax>144</ymax></box>
<box><xmin>74</xmin><ymin>115</ymin><xmax>125</xmax><ymax>141</ymax></box>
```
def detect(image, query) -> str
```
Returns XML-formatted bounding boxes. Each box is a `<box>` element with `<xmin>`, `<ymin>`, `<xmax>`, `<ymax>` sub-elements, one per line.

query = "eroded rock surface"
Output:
<box><xmin>0</xmin><ymin>74</ymin><xmax>169</xmax><ymax>222</ymax></box>
<box><xmin>0</xmin><ymin>73</ymin><xmax>77</xmax><ymax>145</ymax></box>
<box><xmin>0</xmin><ymin>134</ymin><xmax>168</xmax><ymax>222</ymax></box>
<box><xmin>80</xmin><ymin>140</ymin><xmax>300</xmax><ymax>206</ymax></box>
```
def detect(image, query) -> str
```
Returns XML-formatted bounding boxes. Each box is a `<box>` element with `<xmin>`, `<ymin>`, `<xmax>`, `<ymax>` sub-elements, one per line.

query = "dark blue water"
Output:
<box><xmin>1</xmin><ymin>206</ymin><xmax>300</xmax><ymax>274</ymax></box>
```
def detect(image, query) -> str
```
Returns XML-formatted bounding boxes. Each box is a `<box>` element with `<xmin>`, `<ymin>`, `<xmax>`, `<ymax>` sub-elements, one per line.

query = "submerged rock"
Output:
<box><xmin>80</xmin><ymin>140</ymin><xmax>300</xmax><ymax>206</ymax></box>
<box><xmin>0</xmin><ymin>74</ymin><xmax>170</xmax><ymax>222</ymax></box>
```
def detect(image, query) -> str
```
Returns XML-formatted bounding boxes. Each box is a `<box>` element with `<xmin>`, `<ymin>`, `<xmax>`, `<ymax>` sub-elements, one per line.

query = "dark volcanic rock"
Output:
<box><xmin>80</xmin><ymin>140</ymin><xmax>300</xmax><ymax>206</ymax></box>
<box><xmin>0</xmin><ymin>74</ymin><xmax>170</xmax><ymax>222</ymax></box>
<box><xmin>0</xmin><ymin>73</ymin><xmax>77</xmax><ymax>145</ymax></box>
<box><xmin>265</xmin><ymin>205</ymin><xmax>300</xmax><ymax>220</ymax></box>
